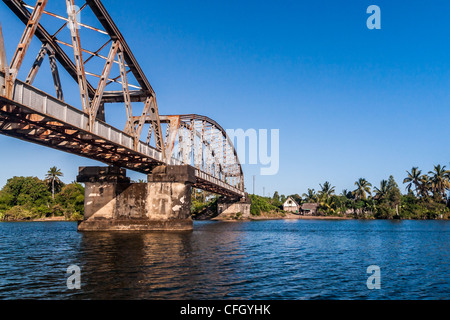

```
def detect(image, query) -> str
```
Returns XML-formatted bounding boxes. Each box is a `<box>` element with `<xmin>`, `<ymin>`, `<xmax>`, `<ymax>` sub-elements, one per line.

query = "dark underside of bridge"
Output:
<box><xmin>0</xmin><ymin>97</ymin><xmax>240</xmax><ymax>198</ymax></box>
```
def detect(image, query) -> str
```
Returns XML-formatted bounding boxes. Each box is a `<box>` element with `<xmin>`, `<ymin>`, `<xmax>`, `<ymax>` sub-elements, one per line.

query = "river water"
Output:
<box><xmin>0</xmin><ymin>220</ymin><xmax>448</xmax><ymax>300</ymax></box>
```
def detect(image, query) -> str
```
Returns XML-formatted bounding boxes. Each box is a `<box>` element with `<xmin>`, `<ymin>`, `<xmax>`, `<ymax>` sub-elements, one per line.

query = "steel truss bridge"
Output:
<box><xmin>0</xmin><ymin>0</ymin><xmax>245</xmax><ymax>198</ymax></box>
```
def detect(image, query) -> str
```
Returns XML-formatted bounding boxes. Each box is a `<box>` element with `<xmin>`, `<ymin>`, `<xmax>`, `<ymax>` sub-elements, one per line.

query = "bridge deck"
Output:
<box><xmin>0</xmin><ymin>73</ymin><xmax>245</xmax><ymax>198</ymax></box>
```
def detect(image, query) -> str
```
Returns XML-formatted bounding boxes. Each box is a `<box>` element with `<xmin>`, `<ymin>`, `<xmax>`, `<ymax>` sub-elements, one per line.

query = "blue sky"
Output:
<box><xmin>1</xmin><ymin>0</ymin><xmax>450</xmax><ymax>197</ymax></box>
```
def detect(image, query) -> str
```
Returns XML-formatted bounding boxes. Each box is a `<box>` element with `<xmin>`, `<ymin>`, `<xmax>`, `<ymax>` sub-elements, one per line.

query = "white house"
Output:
<box><xmin>282</xmin><ymin>197</ymin><xmax>300</xmax><ymax>213</ymax></box>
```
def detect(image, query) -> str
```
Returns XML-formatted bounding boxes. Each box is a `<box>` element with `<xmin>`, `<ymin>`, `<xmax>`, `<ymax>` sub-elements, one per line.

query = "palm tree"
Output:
<box><xmin>302</xmin><ymin>188</ymin><xmax>317</xmax><ymax>203</ymax></box>
<box><xmin>318</xmin><ymin>181</ymin><xmax>335</xmax><ymax>201</ymax></box>
<box><xmin>374</xmin><ymin>179</ymin><xmax>388</xmax><ymax>200</ymax></box>
<box><xmin>353</xmin><ymin>178</ymin><xmax>372</xmax><ymax>200</ymax></box>
<box><xmin>428</xmin><ymin>164</ymin><xmax>450</xmax><ymax>201</ymax></box>
<box><xmin>403</xmin><ymin>167</ymin><xmax>422</xmax><ymax>196</ymax></box>
<box><xmin>45</xmin><ymin>166</ymin><xmax>63</xmax><ymax>200</ymax></box>
<box><xmin>417</xmin><ymin>174</ymin><xmax>432</xmax><ymax>199</ymax></box>
<box><xmin>342</xmin><ymin>189</ymin><xmax>356</xmax><ymax>200</ymax></box>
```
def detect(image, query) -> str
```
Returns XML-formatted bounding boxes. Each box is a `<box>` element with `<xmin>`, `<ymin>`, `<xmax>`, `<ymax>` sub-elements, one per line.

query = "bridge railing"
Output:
<box><xmin>1</xmin><ymin>72</ymin><xmax>245</xmax><ymax>197</ymax></box>
<box><xmin>1</xmin><ymin>71</ymin><xmax>164</xmax><ymax>163</ymax></box>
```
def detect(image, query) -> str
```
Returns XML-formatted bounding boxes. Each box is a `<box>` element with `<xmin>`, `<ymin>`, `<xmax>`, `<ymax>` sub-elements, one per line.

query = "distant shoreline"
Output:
<box><xmin>287</xmin><ymin>215</ymin><xmax>351</xmax><ymax>220</ymax></box>
<box><xmin>2</xmin><ymin>214</ymin><xmax>447</xmax><ymax>223</ymax></box>
<box><xmin>212</xmin><ymin>212</ymin><xmax>448</xmax><ymax>222</ymax></box>
<box><xmin>1</xmin><ymin>216</ymin><xmax>74</xmax><ymax>222</ymax></box>
<box><xmin>212</xmin><ymin>212</ymin><xmax>354</xmax><ymax>222</ymax></box>
<box><xmin>250</xmin><ymin>213</ymin><xmax>352</xmax><ymax>220</ymax></box>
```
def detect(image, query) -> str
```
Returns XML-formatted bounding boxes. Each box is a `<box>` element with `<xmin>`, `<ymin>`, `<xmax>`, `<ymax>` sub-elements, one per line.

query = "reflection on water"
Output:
<box><xmin>76</xmin><ymin>222</ymin><xmax>250</xmax><ymax>299</ymax></box>
<box><xmin>0</xmin><ymin>220</ymin><xmax>448</xmax><ymax>299</ymax></box>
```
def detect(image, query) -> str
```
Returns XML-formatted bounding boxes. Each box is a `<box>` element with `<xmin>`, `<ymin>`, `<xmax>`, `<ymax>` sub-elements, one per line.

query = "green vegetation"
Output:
<box><xmin>269</xmin><ymin>164</ymin><xmax>450</xmax><ymax>220</ymax></box>
<box><xmin>0</xmin><ymin>167</ymin><xmax>84</xmax><ymax>221</ymax></box>
<box><xmin>191</xmin><ymin>189</ymin><xmax>218</xmax><ymax>219</ymax></box>
<box><xmin>249</xmin><ymin>194</ymin><xmax>281</xmax><ymax>216</ymax></box>
<box><xmin>2</xmin><ymin>163</ymin><xmax>447</xmax><ymax>222</ymax></box>
<box><xmin>189</xmin><ymin>164</ymin><xmax>449</xmax><ymax>220</ymax></box>
<box><xmin>45</xmin><ymin>166</ymin><xmax>64</xmax><ymax>200</ymax></box>
<box><xmin>190</xmin><ymin>189</ymin><xmax>284</xmax><ymax>219</ymax></box>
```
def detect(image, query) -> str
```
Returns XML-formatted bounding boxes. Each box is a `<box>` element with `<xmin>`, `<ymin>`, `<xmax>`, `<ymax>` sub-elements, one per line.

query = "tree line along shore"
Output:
<box><xmin>193</xmin><ymin>165</ymin><xmax>450</xmax><ymax>220</ymax></box>
<box><xmin>1</xmin><ymin>165</ymin><xmax>449</xmax><ymax>221</ymax></box>
<box><xmin>0</xmin><ymin>167</ymin><xmax>84</xmax><ymax>221</ymax></box>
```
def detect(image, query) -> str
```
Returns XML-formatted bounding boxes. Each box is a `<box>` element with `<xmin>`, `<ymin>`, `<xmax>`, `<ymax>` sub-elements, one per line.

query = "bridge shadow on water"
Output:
<box><xmin>74</xmin><ymin>224</ymin><xmax>247</xmax><ymax>299</ymax></box>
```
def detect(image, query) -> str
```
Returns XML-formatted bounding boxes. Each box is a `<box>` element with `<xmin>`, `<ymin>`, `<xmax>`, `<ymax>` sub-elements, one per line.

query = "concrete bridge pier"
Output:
<box><xmin>76</xmin><ymin>165</ymin><xmax>195</xmax><ymax>231</ymax></box>
<box><xmin>216</xmin><ymin>194</ymin><xmax>251</xmax><ymax>220</ymax></box>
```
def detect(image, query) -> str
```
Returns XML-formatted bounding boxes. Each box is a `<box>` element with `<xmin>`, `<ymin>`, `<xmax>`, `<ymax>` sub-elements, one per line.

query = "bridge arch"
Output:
<box><xmin>145</xmin><ymin>114</ymin><xmax>245</xmax><ymax>196</ymax></box>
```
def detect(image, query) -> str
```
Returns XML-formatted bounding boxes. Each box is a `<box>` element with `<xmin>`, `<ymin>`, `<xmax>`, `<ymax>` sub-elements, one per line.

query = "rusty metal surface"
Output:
<box><xmin>158</xmin><ymin>114</ymin><xmax>245</xmax><ymax>191</ymax></box>
<box><xmin>2</xmin><ymin>0</ymin><xmax>96</xmax><ymax>96</ymax></box>
<box><xmin>0</xmin><ymin>0</ymin><xmax>246</xmax><ymax>198</ymax></box>
<box><xmin>8</xmin><ymin>0</ymin><xmax>48</xmax><ymax>89</ymax></box>
<box><xmin>0</xmin><ymin>73</ymin><xmax>244</xmax><ymax>198</ymax></box>
<box><xmin>85</xmin><ymin>0</ymin><xmax>155</xmax><ymax>98</ymax></box>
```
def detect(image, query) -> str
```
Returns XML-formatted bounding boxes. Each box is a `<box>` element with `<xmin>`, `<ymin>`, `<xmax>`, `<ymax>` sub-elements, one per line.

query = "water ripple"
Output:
<box><xmin>0</xmin><ymin>220</ymin><xmax>448</xmax><ymax>299</ymax></box>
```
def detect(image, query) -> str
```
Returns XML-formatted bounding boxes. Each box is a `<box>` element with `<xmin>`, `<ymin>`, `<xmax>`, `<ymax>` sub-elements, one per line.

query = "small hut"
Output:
<box><xmin>301</xmin><ymin>203</ymin><xmax>319</xmax><ymax>216</ymax></box>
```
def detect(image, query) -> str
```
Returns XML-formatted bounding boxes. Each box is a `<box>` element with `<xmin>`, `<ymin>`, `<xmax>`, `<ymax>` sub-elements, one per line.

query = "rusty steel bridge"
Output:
<box><xmin>0</xmin><ymin>0</ymin><xmax>245</xmax><ymax>199</ymax></box>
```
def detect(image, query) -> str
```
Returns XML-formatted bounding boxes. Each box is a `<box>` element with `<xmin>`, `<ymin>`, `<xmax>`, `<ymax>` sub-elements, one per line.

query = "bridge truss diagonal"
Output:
<box><xmin>0</xmin><ymin>0</ymin><xmax>245</xmax><ymax>199</ymax></box>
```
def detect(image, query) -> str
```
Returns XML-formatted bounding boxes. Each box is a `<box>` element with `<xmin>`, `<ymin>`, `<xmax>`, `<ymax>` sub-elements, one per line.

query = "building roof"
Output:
<box><xmin>301</xmin><ymin>203</ymin><xmax>319</xmax><ymax>210</ymax></box>
<box><xmin>283</xmin><ymin>196</ymin><xmax>300</xmax><ymax>208</ymax></box>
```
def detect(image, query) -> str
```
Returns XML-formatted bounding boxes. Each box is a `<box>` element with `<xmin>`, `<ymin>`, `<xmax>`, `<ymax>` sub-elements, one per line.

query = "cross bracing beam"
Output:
<box><xmin>2</xmin><ymin>0</ymin><xmax>164</xmax><ymax>150</ymax></box>
<box><xmin>0</xmin><ymin>0</ymin><xmax>246</xmax><ymax>197</ymax></box>
<box><xmin>0</xmin><ymin>72</ymin><xmax>245</xmax><ymax>197</ymax></box>
<box><xmin>66</xmin><ymin>0</ymin><xmax>89</xmax><ymax>114</ymax></box>
<box><xmin>133</xmin><ymin>114</ymin><xmax>245</xmax><ymax>191</ymax></box>
<box><xmin>8</xmin><ymin>0</ymin><xmax>48</xmax><ymax>91</ymax></box>
<box><xmin>2</xmin><ymin>0</ymin><xmax>96</xmax><ymax>97</ymax></box>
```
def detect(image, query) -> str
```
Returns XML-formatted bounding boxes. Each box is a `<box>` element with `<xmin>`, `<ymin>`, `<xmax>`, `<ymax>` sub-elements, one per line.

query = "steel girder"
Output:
<box><xmin>1</xmin><ymin>0</ymin><xmax>166</xmax><ymax>158</ymax></box>
<box><xmin>0</xmin><ymin>0</ymin><xmax>246</xmax><ymax>197</ymax></box>
<box><xmin>144</xmin><ymin>114</ymin><xmax>245</xmax><ymax>192</ymax></box>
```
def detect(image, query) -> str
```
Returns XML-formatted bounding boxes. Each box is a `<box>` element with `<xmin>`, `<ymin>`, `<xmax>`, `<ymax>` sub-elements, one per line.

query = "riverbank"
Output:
<box><xmin>1</xmin><ymin>216</ymin><xmax>79</xmax><ymax>222</ymax></box>
<box><xmin>212</xmin><ymin>212</ymin><xmax>353</xmax><ymax>221</ymax></box>
<box><xmin>33</xmin><ymin>216</ymin><xmax>67</xmax><ymax>221</ymax></box>
<box><xmin>213</xmin><ymin>213</ymin><xmax>449</xmax><ymax>222</ymax></box>
<box><xmin>258</xmin><ymin>213</ymin><xmax>352</xmax><ymax>220</ymax></box>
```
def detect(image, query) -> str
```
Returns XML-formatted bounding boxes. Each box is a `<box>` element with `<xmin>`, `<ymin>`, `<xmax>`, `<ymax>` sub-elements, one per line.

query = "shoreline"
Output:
<box><xmin>34</xmin><ymin>216</ymin><xmax>67</xmax><ymax>221</ymax></box>
<box><xmin>1</xmin><ymin>216</ymin><xmax>74</xmax><ymax>222</ymax></box>
<box><xmin>210</xmin><ymin>212</ymin><xmax>448</xmax><ymax>222</ymax></box>
<box><xmin>2</xmin><ymin>214</ymin><xmax>447</xmax><ymax>223</ymax></box>
<box><xmin>253</xmin><ymin>213</ymin><xmax>353</xmax><ymax>220</ymax></box>
<box><xmin>212</xmin><ymin>213</ymin><xmax>354</xmax><ymax>222</ymax></box>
